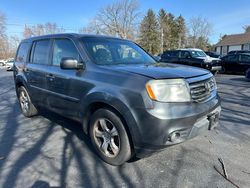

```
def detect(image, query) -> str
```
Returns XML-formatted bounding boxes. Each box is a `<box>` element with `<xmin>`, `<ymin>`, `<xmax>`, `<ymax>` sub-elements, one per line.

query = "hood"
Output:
<box><xmin>103</xmin><ymin>63</ymin><xmax>210</xmax><ymax>79</ymax></box>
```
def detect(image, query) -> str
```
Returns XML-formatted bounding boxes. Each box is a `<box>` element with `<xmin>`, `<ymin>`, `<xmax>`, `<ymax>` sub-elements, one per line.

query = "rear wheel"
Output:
<box><xmin>89</xmin><ymin>108</ymin><xmax>132</xmax><ymax>165</ymax></box>
<box><xmin>18</xmin><ymin>86</ymin><xmax>38</xmax><ymax>117</ymax></box>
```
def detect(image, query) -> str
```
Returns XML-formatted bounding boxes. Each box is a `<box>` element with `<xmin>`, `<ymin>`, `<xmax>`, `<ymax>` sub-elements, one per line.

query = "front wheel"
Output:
<box><xmin>89</xmin><ymin>108</ymin><xmax>132</xmax><ymax>165</ymax></box>
<box><xmin>18</xmin><ymin>86</ymin><xmax>38</xmax><ymax>117</ymax></box>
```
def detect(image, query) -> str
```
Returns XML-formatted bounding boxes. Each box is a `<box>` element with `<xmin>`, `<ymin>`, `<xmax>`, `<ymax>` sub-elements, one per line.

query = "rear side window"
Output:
<box><xmin>162</xmin><ymin>51</ymin><xmax>178</xmax><ymax>58</ymax></box>
<box><xmin>180</xmin><ymin>51</ymin><xmax>190</xmax><ymax>58</ymax></box>
<box><xmin>16</xmin><ymin>42</ymin><xmax>30</xmax><ymax>63</ymax></box>
<box><xmin>52</xmin><ymin>39</ymin><xmax>80</xmax><ymax>66</ymax></box>
<box><xmin>31</xmin><ymin>40</ymin><xmax>50</xmax><ymax>65</ymax></box>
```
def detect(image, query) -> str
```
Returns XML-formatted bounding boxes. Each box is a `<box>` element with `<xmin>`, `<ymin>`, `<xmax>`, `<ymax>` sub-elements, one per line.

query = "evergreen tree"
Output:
<box><xmin>175</xmin><ymin>15</ymin><xmax>187</xmax><ymax>48</ymax></box>
<box><xmin>139</xmin><ymin>9</ymin><xmax>160</xmax><ymax>55</ymax></box>
<box><xmin>158</xmin><ymin>9</ymin><xmax>169</xmax><ymax>52</ymax></box>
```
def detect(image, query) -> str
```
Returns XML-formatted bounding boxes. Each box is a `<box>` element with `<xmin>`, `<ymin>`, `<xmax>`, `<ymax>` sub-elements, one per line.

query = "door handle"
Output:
<box><xmin>46</xmin><ymin>73</ymin><xmax>54</xmax><ymax>78</ymax></box>
<box><xmin>46</xmin><ymin>73</ymin><xmax>55</xmax><ymax>81</ymax></box>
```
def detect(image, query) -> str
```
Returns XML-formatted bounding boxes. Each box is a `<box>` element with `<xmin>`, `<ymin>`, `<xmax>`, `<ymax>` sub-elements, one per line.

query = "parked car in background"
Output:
<box><xmin>228</xmin><ymin>50</ymin><xmax>250</xmax><ymax>55</ymax></box>
<box><xmin>6</xmin><ymin>58</ymin><xmax>14</xmax><ymax>71</ymax></box>
<box><xmin>246</xmin><ymin>68</ymin><xmax>250</xmax><ymax>80</ymax></box>
<box><xmin>14</xmin><ymin>34</ymin><xmax>221</xmax><ymax>165</ymax></box>
<box><xmin>0</xmin><ymin>59</ymin><xmax>7</xmax><ymax>66</ymax></box>
<box><xmin>221</xmin><ymin>53</ymin><xmax>250</xmax><ymax>74</ymax></box>
<box><xmin>160</xmin><ymin>48</ymin><xmax>221</xmax><ymax>74</ymax></box>
<box><xmin>205</xmin><ymin>51</ymin><xmax>220</xmax><ymax>58</ymax></box>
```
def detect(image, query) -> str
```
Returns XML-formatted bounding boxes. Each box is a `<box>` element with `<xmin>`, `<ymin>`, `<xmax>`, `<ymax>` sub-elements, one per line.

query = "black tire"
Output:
<box><xmin>89</xmin><ymin>108</ymin><xmax>132</xmax><ymax>165</ymax></box>
<box><xmin>18</xmin><ymin>86</ymin><xmax>38</xmax><ymax>117</ymax></box>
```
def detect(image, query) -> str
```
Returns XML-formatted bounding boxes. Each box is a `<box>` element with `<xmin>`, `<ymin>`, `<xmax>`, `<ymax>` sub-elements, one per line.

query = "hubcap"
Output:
<box><xmin>19</xmin><ymin>90</ymin><xmax>29</xmax><ymax>113</ymax></box>
<box><xmin>93</xmin><ymin>118</ymin><xmax>120</xmax><ymax>158</ymax></box>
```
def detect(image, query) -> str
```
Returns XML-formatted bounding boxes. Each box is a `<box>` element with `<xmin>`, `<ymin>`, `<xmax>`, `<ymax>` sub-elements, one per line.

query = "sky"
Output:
<box><xmin>1</xmin><ymin>0</ymin><xmax>250</xmax><ymax>44</ymax></box>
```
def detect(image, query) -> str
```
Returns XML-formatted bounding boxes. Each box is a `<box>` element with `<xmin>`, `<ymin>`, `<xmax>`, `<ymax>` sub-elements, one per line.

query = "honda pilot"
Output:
<box><xmin>14</xmin><ymin>34</ymin><xmax>221</xmax><ymax>165</ymax></box>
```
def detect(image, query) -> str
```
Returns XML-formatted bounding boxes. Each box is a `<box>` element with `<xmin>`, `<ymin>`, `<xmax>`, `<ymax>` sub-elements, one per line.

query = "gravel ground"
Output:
<box><xmin>0</xmin><ymin>69</ymin><xmax>249</xmax><ymax>188</ymax></box>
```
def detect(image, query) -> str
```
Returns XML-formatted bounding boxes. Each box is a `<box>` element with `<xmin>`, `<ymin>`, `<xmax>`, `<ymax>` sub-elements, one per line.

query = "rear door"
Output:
<box><xmin>46</xmin><ymin>38</ymin><xmax>84</xmax><ymax>117</ymax></box>
<box><xmin>25</xmin><ymin>39</ymin><xmax>52</xmax><ymax>106</ymax></box>
<box><xmin>179</xmin><ymin>51</ymin><xmax>192</xmax><ymax>66</ymax></box>
<box><xmin>239</xmin><ymin>54</ymin><xmax>250</xmax><ymax>73</ymax></box>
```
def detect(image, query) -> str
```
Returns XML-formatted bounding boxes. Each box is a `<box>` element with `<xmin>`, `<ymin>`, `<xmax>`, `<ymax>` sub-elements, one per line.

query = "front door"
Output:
<box><xmin>46</xmin><ymin>38</ymin><xmax>84</xmax><ymax>117</ymax></box>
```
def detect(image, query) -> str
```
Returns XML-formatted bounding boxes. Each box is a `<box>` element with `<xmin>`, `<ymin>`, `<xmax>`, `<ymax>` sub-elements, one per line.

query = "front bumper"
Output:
<box><xmin>133</xmin><ymin>95</ymin><xmax>221</xmax><ymax>157</ymax></box>
<box><xmin>211</xmin><ymin>66</ymin><xmax>222</xmax><ymax>71</ymax></box>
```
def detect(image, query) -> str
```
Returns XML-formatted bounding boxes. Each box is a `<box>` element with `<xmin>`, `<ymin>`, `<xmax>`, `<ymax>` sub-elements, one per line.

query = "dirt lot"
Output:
<box><xmin>0</xmin><ymin>69</ymin><xmax>250</xmax><ymax>188</ymax></box>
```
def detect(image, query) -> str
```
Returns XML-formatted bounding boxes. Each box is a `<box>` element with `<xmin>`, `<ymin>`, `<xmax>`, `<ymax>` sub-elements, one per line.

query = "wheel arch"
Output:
<box><xmin>80</xmin><ymin>92</ymin><xmax>140</xmax><ymax>152</ymax></box>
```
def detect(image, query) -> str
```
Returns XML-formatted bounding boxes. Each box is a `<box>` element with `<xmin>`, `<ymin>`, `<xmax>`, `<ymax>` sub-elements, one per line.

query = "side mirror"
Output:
<box><xmin>60</xmin><ymin>57</ymin><xmax>85</xmax><ymax>70</ymax></box>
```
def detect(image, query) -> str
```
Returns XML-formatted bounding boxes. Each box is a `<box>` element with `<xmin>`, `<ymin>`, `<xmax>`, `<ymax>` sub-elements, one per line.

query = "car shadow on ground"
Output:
<box><xmin>0</xmin><ymin>101</ymin><xmax>145</xmax><ymax>188</ymax></box>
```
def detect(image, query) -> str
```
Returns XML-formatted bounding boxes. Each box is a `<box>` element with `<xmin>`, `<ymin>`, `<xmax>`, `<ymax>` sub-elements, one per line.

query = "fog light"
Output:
<box><xmin>169</xmin><ymin>131</ymin><xmax>181</xmax><ymax>142</ymax></box>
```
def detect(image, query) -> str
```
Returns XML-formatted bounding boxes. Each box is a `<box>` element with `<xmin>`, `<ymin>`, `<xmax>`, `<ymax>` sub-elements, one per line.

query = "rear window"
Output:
<box><xmin>31</xmin><ymin>40</ymin><xmax>50</xmax><ymax>65</ymax></box>
<box><xmin>16</xmin><ymin>42</ymin><xmax>30</xmax><ymax>63</ymax></box>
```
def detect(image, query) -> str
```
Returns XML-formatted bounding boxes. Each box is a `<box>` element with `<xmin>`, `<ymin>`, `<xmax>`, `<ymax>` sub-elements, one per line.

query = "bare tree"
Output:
<box><xmin>83</xmin><ymin>0</ymin><xmax>140</xmax><ymax>40</ymax></box>
<box><xmin>0</xmin><ymin>12</ymin><xmax>8</xmax><ymax>59</ymax></box>
<box><xmin>23</xmin><ymin>22</ymin><xmax>65</xmax><ymax>38</ymax></box>
<box><xmin>79</xmin><ymin>19</ymin><xmax>102</xmax><ymax>34</ymax></box>
<box><xmin>188</xmin><ymin>16</ymin><xmax>213</xmax><ymax>49</ymax></box>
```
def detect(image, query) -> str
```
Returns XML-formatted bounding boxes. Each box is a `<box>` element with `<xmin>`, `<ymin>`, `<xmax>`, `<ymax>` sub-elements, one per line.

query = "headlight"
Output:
<box><xmin>210</xmin><ymin>76</ymin><xmax>217</xmax><ymax>90</ymax></box>
<box><xmin>203</xmin><ymin>59</ymin><xmax>211</xmax><ymax>63</ymax></box>
<box><xmin>146</xmin><ymin>79</ymin><xmax>191</xmax><ymax>102</ymax></box>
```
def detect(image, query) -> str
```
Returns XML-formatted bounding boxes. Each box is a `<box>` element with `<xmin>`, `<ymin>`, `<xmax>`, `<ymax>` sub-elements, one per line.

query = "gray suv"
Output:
<box><xmin>14</xmin><ymin>34</ymin><xmax>221</xmax><ymax>165</ymax></box>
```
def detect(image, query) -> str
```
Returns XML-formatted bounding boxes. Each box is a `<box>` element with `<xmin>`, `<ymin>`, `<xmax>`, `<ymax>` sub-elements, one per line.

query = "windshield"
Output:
<box><xmin>190</xmin><ymin>50</ymin><xmax>207</xmax><ymax>58</ymax></box>
<box><xmin>81</xmin><ymin>37</ymin><xmax>155</xmax><ymax>65</ymax></box>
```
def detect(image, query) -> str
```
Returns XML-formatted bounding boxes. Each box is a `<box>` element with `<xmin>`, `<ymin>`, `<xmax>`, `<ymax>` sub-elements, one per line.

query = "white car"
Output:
<box><xmin>6</xmin><ymin>59</ymin><xmax>14</xmax><ymax>71</ymax></box>
<box><xmin>0</xmin><ymin>59</ymin><xmax>7</xmax><ymax>66</ymax></box>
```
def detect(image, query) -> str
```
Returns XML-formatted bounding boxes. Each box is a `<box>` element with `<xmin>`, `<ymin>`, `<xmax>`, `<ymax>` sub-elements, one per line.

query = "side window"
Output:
<box><xmin>16</xmin><ymin>42</ymin><xmax>30</xmax><ymax>63</ymax></box>
<box><xmin>180</xmin><ymin>51</ymin><xmax>190</xmax><ymax>58</ymax></box>
<box><xmin>52</xmin><ymin>39</ymin><xmax>80</xmax><ymax>66</ymax></box>
<box><xmin>32</xmin><ymin>40</ymin><xmax>50</xmax><ymax>65</ymax></box>
<box><xmin>162</xmin><ymin>51</ymin><xmax>171</xmax><ymax>58</ymax></box>
<box><xmin>241</xmin><ymin>55</ymin><xmax>250</xmax><ymax>63</ymax></box>
<box><xmin>172</xmin><ymin>51</ymin><xmax>180</xmax><ymax>58</ymax></box>
<box><xmin>225</xmin><ymin>55</ymin><xmax>239</xmax><ymax>62</ymax></box>
<box><xmin>226</xmin><ymin>55</ymin><xmax>238</xmax><ymax>62</ymax></box>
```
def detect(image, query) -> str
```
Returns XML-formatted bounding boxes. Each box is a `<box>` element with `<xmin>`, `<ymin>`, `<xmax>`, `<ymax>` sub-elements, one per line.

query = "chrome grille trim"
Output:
<box><xmin>187</xmin><ymin>74</ymin><xmax>216</xmax><ymax>102</ymax></box>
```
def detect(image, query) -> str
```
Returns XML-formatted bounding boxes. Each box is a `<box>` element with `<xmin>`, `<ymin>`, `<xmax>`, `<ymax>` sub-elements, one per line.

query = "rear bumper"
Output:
<box><xmin>132</xmin><ymin>95</ymin><xmax>221</xmax><ymax>158</ymax></box>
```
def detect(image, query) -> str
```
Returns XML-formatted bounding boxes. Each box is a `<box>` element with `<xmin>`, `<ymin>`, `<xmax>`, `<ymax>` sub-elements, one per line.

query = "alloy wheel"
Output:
<box><xmin>93</xmin><ymin>118</ymin><xmax>120</xmax><ymax>158</ymax></box>
<box><xmin>19</xmin><ymin>90</ymin><xmax>29</xmax><ymax>113</ymax></box>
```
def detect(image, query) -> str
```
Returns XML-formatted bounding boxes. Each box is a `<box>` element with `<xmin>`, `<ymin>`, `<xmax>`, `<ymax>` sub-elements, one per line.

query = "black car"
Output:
<box><xmin>221</xmin><ymin>53</ymin><xmax>250</xmax><ymax>74</ymax></box>
<box><xmin>160</xmin><ymin>49</ymin><xmax>221</xmax><ymax>74</ymax></box>
<box><xmin>228</xmin><ymin>50</ymin><xmax>250</xmax><ymax>55</ymax></box>
<box><xmin>205</xmin><ymin>51</ymin><xmax>220</xmax><ymax>58</ymax></box>
<box><xmin>14</xmin><ymin>34</ymin><xmax>221</xmax><ymax>165</ymax></box>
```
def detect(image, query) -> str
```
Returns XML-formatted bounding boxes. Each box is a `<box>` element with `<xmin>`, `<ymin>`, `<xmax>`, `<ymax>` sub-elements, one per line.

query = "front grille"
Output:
<box><xmin>189</xmin><ymin>77</ymin><xmax>216</xmax><ymax>102</ymax></box>
<box><xmin>212</xmin><ymin>60</ymin><xmax>221</xmax><ymax>66</ymax></box>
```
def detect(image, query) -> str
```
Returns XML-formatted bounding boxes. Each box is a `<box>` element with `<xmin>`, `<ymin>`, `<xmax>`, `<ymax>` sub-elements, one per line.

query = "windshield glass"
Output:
<box><xmin>81</xmin><ymin>37</ymin><xmax>155</xmax><ymax>65</ymax></box>
<box><xmin>190</xmin><ymin>50</ymin><xmax>207</xmax><ymax>58</ymax></box>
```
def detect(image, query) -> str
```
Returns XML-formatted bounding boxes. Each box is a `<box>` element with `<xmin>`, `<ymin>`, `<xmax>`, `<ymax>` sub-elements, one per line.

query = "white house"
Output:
<box><xmin>215</xmin><ymin>33</ymin><xmax>250</xmax><ymax>55</ymax></box>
